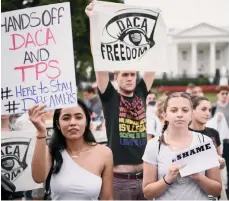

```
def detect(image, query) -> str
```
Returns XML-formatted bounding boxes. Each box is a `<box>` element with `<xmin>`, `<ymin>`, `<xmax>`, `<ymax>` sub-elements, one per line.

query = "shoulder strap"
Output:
<box><xmin>158</xmin><ymin>137</ymin><xmax>162</xmax><ymax>154</ymax></box>
<box><xmin>197</xmin><ymin>132</ymin><xmax>205</xmax><ymax>143</ymax></box>
<box><xmin>211</xmin><ymin>105</ymin><xmax>217</xmax><ymax>117</ymax></box>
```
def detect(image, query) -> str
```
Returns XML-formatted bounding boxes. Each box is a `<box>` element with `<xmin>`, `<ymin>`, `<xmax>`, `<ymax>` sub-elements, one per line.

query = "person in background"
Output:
<box><xmin>189</xmin><ymin>95</ymin><xmax>227</xmax><ymax>199</ymax></box>
<box><xmin>146</xmin><ymin>92</ymin><xmax>158</xmax><ymax>135</ymax></box>
<box><xmin>189</xmin><ymin>96</ymin><xmax>223</xmax><ymax>157</ymax></box>
<box><xmin>83</xmin><ymin>86</ymin><xmax>102</xmax><ymax>120</ymax></box>
<box><xmin>212</xmin><ymin>85</ymin><xmax>229</xmax><ymax>197</ymax></box>
<box><xmin>29</xmin><ymin>99</ymin><xmax>113</xmax><ymax>200</ymax></box>
<box><xmin>147</xmin><ymin>96</ymin><xmax>166</xmax><ymax>141</ymax></box>
<box><xmin>212</xmin><ymin>86</ymin><xmax>229</xmax><ymax>125</ymax></box>
<box><xmin>142</xmin><ymin>92</ymin><xmax>222</xmax><ymax>200</ymax></box>
<box><xmin>1</xmin><ymin>115</ymin><xmax>25</xmax><ymax>200</ymax></box>
<box><xmin>185</xmin><ymin>83</ymin><xmax>196</xmax><ymax>95</ymax></box>
<box><xmin>192</xmin><ymin>85</ymin><xmax>204</xmax><ymax>97</ymax></box>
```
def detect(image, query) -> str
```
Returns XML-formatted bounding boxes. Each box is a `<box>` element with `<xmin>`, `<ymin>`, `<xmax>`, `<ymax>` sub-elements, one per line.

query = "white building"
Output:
<box><xmin>167</xmin><ymin>23</ymin><xmax>229</xmax><ymax>78</ymax></box>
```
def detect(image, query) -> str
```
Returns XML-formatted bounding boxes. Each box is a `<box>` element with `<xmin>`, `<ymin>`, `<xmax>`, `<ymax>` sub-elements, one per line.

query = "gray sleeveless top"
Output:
<box><xmin>50</xmin><ymin>150</ymin><xmax>102</xmax><ymax>200</ymax></box>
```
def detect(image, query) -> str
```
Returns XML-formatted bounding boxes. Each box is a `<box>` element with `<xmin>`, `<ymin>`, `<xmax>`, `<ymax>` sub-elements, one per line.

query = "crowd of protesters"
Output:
<box><xmin>1</xmin><ymin>1</ymin><xmax>229</xmax><ymax>200</ymax></box>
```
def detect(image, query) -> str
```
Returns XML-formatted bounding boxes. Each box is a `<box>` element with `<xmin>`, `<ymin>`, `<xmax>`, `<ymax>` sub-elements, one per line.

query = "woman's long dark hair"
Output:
<box><xmin>49</xmin><ymin>98</ymin><xmax>96</xmax><ymax>174</ymax></box>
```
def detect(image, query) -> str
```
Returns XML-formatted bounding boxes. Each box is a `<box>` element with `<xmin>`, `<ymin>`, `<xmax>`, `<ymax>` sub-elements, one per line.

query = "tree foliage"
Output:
<box><xmin>1</xmin><ymin>0</ymin><xmax>123</xmax><ymax>87</ymax></box>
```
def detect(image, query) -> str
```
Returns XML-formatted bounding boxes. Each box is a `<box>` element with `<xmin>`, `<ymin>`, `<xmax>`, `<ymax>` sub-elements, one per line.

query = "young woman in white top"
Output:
<box><xmin>29</xmin><ymin>99</ymin><xmax>113</xmax><ymax>200</ymax></box>
<box><xmin>142</xmin><ymin>92</ymin><xmax>222</xmax><ymax>200</ymax></box>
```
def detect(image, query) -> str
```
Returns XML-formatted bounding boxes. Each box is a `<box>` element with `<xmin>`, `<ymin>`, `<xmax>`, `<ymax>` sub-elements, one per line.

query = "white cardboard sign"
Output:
<box><xmin>90</xmin><ymin>1</ymin><xmax>168</xmax><ymax>72</ymax></box>
<box><xmin>1</xmin><ymin>131</ymin><xmax>43</xmax><ymax>191</ymax></box>
<box><xmin>174</xmin><ymin>140</ymin><xmax>220</xmax><ymax>177</ymax></box>
<box><xmin>1</xmin><ymin>3</ymin><xmax>77</xmax><ymax>115</ymax></box>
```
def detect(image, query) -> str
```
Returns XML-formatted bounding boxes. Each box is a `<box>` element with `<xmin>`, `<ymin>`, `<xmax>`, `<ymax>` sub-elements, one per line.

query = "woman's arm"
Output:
<box><xmin>216</xmin><ymin>146</ymin><xmax>222</xmax><ymax>156</ymax></box>
<box><xmin>31</xmin><ymin>131</ymin><xmax>52</xmax><ymax>183</ymax></box>
<box><xmin>143</xmin><ymin>162</ymin><xmax>184</xmax><ymax>199</ymax></box>
<box><xmin>189</xmin><ymin>167</ymin><xmax>222</xmax><ymax>197</ymax></box>
<box><xmin>142</xmin><ymin>162</ymin><xmax>169</xmax><ymax>199</ymax></box>
<box><xmin>29</xmin><ymin>105</ymin><xmax>52</xmax><ymax>183</ymax></box>
<box><xmin>99</xmin><ymin>146</ymin><xmax>113</xmax><ymax>200</ymax></box>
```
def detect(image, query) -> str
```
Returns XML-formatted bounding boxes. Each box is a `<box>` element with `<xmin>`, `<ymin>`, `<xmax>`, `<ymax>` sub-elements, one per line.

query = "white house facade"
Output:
<box><xmin>167</xmin><ymin>23</ymin><xmax>229</xmax><ymax>79</ymax></box>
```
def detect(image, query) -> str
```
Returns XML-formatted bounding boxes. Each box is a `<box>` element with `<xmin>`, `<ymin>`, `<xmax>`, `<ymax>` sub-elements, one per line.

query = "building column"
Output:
<box><xmin>228</xmin><ymin>43</ymin><xmax>229</xmax><ymax>70</ymax></box>
<box><xmin>210</xmin><ymin>42</ymin><xmax>216</xmax><ymax>78</ymax></box>
<box><xmin>191</xmin><ymin>42</ymin><xmax>197</xmax><ymax>77</ymax></box>
<box><xmin>174</xmin><ymin>43</ymin><xmax>178</xmax><ymax>77</ymax></box>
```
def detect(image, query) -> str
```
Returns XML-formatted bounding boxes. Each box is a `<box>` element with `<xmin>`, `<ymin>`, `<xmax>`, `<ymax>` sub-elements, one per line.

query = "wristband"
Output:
<box><xmin>163</xmin><ymin>175</ymin><xmax>173</xmax><ymax>185</ymax></box>
<box><xmin>36</xmin><ymin>136</ymin><xmax>46</xmax><ymax>139</ymax></box>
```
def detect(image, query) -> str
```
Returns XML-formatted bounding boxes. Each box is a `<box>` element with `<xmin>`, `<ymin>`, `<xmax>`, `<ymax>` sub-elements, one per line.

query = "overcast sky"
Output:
<box><xmin>125</xmin><ymin>0</ymin><xmax>229</xmax><ymax>29</ymax></box>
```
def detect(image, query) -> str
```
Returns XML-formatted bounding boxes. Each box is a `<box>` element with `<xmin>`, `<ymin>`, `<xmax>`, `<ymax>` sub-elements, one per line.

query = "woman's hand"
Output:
<box><xmin>219</xmin><ymin>156</ymin><xmax>226</xmax><ymax>169</ymax></box>
<box><xmin>28</xmin><ymin>104</ymin><xmax>48</xmax><ymax>134</ymax></box>
<box><xmin>186</xmin><ymin>172</ymin><xmax>202</xmax><ymax>181</ymax></box>
<box><xmin>85</xmin><ymin>0</ymin><xmax>95</xmax><ymax>18</ymax></box>
<box><xmin>165</xmin><ymin>163</ymin><xmax>186</xmax><ymax>183</ymax></box>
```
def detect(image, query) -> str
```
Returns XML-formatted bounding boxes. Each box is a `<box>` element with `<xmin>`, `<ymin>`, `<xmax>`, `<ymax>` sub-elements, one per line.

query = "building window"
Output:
<box><xmin>182</xmin><ymin>51</ymin><xmax>187</xmax><ymax>60</ymax></box>
<box><xmin>198</xmin><ymin>50</ymin><xmax>204</xmax><ymax>61</ymax></box>
<box><xmin>216</xmin><ymin>50</ymin><xmax>221</xmax><ymax>60</ymax></box>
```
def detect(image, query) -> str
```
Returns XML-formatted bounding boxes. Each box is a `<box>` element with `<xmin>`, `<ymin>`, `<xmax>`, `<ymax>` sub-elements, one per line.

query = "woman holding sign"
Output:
<box><xmin>28</xmin><ymin>99</ymin><xmax>113</xmax><ymax>200</ymax></box>
<box><xmin>142</xmin><ymin>92</ymin><xmax>222</xmax><ymax>200</ymax></box>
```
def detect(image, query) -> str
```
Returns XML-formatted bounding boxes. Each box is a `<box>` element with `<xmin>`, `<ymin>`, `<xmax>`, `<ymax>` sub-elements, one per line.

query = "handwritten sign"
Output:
<box><xmin>173</xmin><ymin>141</ymin><xmax>220</xmax><ymax>177</ymax></box>
<box><xmin>90</xmin><ymin>1</ymin><xmax>167</xmax><ymax>71</ymax></box>
<box><xmin>1</xmin><ymin>3</ymin><xmax>77</xmax><ymax>114</ymax></box>
<box><xmin>1</xmin><ymin>131</ymin><xmax>43</xmax><ymax>191</ymax></box>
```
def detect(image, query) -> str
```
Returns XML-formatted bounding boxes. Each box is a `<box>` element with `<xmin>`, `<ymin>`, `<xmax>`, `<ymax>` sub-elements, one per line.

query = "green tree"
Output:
<box><xmin>1</xmin><ymin>0</ymin><xmax>123</xmax><ymax>87</ymax></box>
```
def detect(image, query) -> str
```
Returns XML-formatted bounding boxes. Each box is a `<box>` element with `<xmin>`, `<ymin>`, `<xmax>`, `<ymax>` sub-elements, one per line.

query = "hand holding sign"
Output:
<box><xmin>28</xmin><ymin>104</ymin><xmax>48</xmax><ymax>134</ymax></box>
<box><xmin>218</xmin><ymin>156</ymin><xmax>226</xmax><ymax>169</ymax></box>
<box><xmin>165</xmin><ymin>163</ymin><xmax>186</xmax><ymax>184</ymax></box>
<box><xmin>85</xmin><ymin>1</ymin><xmax>95</xmax><ymax>18</ymax></box>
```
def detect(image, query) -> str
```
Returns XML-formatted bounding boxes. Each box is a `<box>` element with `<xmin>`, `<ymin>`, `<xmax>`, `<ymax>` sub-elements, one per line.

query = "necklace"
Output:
<box><xmin>67</xmin><ymin>149</ymin><xmax>83</xmax><ymax>159</ymax></box>
<box><xmin>67</xmin><ymin>143</ymin><xmax>95</xmax><ymax>159</ymax></box>
<box><xmin>71</xmin><ymin>155</ymin><xmax>79</xmax><ymax>158</ymax></box>
<box><xmin>68</xmin><ymin>147</ymin><xmax>88</xmax><ymax>158</ymax></box>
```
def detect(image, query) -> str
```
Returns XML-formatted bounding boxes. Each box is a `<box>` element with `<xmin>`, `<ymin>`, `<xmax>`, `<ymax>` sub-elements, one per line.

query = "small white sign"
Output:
<box><xmin>1</xmin><ymin>3</ymin><xmax>77</xmax><ymax>115</ymax></box>
<box><xmin>173</xmin><ymin>141</ymin><xmax>220</xmax><ymax>177</ymax></box>
<box><xmin>1</xmin><ymin>131</ymin><xmax>43</xmax><ymax>191</ymax></box>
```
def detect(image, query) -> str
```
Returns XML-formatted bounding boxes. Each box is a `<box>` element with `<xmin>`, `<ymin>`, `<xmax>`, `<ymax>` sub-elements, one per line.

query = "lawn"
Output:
<box><xmin>204</xmin><ymin>93</ymin><xmax>217</xmax><ymax>104</ymax></box>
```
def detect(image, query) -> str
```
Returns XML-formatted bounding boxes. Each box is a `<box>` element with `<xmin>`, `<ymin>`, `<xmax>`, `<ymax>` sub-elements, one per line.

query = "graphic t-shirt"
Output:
<box><xmin>189</xmin><ymin>127</ymin><xmax>221</xmax><ymax>148</ymax></box>
<box><xmin>98</xmin><ymin>79</ymin><xmax>149</xmax><ymax>165</ymax></box>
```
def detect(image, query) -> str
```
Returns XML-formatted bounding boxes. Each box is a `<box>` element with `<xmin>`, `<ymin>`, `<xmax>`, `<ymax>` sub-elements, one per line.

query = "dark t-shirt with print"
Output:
<box><xmin>99</xmin><ymin>79</ymin><xmax>149</xmax><ymax>166</ymax></box>
<box><xmin>189</xmin><ymin>127</ymin><xmax>221</xmax><ymax>148</ymax></box>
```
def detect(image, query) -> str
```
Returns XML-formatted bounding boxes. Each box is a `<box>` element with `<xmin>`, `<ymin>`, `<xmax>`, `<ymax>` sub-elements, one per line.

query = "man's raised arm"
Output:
<box><xmin>143</xmin><ymin>72</ymin><xmax>156</xmax><ymax>91</ymax></box>
<box><xmin>85</xmin><ymin>1</ymin><xmax>109</xmax><ymax>94</ymax></box>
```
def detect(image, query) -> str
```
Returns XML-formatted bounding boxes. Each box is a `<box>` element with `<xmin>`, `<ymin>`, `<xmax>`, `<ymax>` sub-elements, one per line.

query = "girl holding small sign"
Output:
<box><xmin>142</xmin><ymin>92</ymin><xmax>222</xmax><ymax>200</ymax></box>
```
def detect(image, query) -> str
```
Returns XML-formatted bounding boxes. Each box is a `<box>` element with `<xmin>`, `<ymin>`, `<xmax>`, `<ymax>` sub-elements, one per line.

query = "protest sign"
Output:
<box><xmin>173</xmin><ymin>140</ymin><xmax>220</xmax><ymax>177</ymax></box>
<box><xmin>1</xmin><ymin>131</ymin><xmax>43</xmax><ymax>191</ymax></box>
<box><xmin>91</xmin><ymin>119</ymin><xmax>107</xmax><ymax>144</ymax></box>
<box><xmin>1</xmin><ymin>3</ymin><xmax>77</xmax><ymax>115</ymax></box>
<box><xmin>90</xmin><ymin>1</ymin><xmax>168</xmax><ymax>72</ymax></box>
